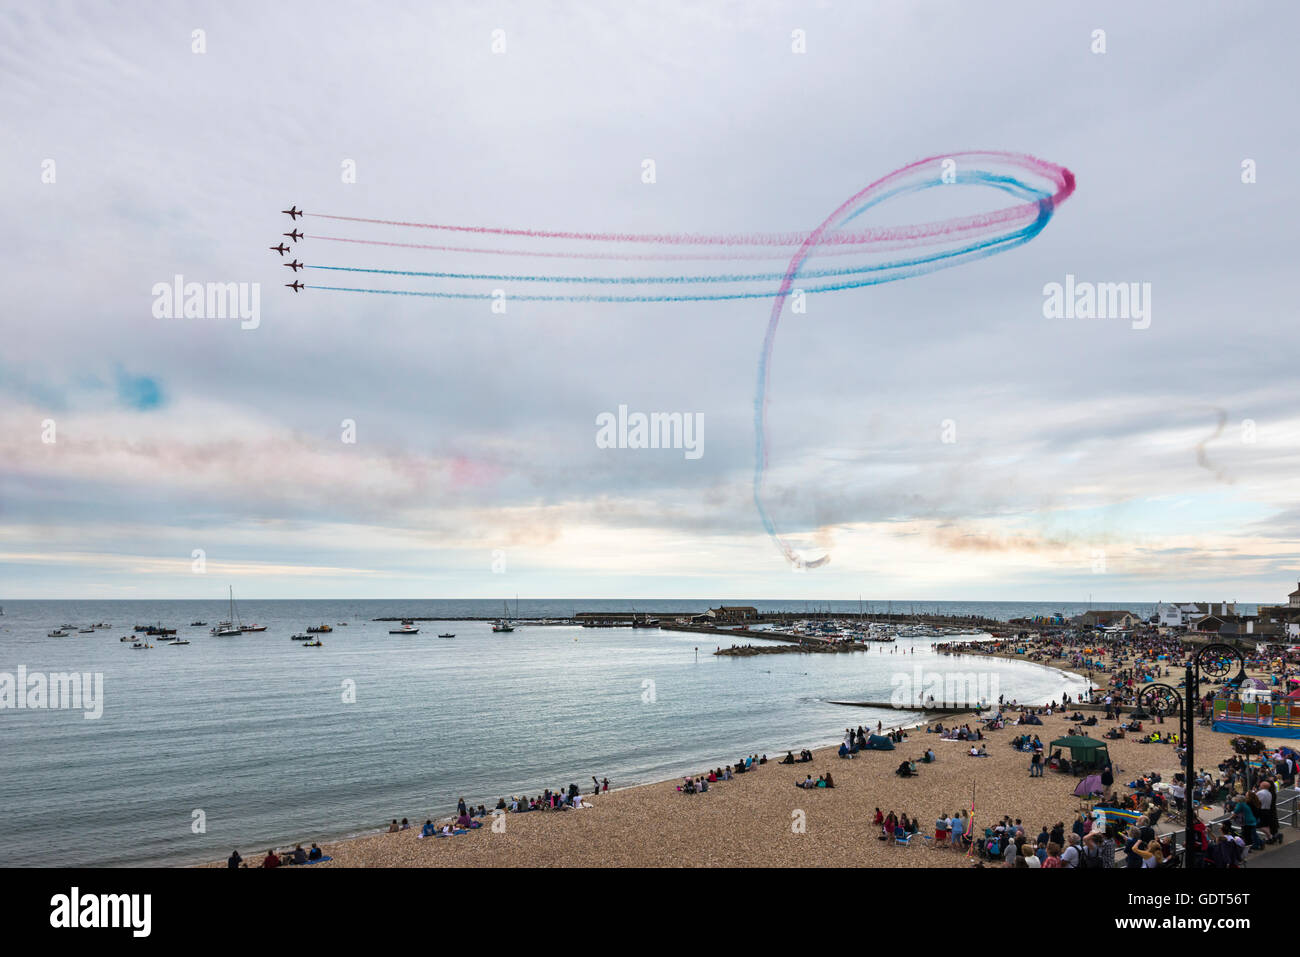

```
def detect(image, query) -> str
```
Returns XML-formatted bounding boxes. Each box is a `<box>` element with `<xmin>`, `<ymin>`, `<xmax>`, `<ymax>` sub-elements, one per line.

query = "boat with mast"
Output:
<box><xmin>491</xmin><ymin>600</ymin><xmax>515</xmax><ymax>632</ymax></box>
<box><xmin>212</xmin><ymin>587</ymin><xmax>243</xmax><ymax>636</ymax></box>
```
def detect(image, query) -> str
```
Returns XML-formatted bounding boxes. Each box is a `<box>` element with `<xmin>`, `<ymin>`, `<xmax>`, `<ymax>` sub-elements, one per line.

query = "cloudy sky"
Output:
<box><xmin>3</xmin><ymin>0</ymin><xmax>1298</xmax><ymax>601</ymax></box>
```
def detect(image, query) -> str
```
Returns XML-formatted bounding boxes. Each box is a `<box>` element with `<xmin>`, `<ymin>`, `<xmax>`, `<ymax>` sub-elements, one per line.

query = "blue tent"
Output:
<box><xmin>866</xmin><ymin>734</ymin><xmax>895</xmax><ymax>750</ymax></box>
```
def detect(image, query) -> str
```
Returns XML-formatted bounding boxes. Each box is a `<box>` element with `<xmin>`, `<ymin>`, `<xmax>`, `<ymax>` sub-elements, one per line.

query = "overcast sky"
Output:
<box><xmin>3</xmin><ymin>0</ymin><xmax>1298</xmax><ymax>601</ymax></box>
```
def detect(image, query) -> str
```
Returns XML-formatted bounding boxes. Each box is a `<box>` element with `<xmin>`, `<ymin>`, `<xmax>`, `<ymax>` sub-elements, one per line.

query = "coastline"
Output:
<box><xmin>200</xmin><ymin>650</ymin><xmax>1094</xmax><ymax>868</ymax></box>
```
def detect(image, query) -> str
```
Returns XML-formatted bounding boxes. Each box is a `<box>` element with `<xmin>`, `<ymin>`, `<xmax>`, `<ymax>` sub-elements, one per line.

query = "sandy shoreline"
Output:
<box><xmin>202</xmin><ymin>645</ymin><xmax>1287</xmax><ymax>868</ymax></box>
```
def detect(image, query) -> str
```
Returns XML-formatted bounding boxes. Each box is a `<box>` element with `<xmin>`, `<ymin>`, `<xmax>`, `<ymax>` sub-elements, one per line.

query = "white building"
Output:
<box><xmin>1156</xmin><ymin>601</ymin><xmax>1236</xmax><ymax>628</ymax></box>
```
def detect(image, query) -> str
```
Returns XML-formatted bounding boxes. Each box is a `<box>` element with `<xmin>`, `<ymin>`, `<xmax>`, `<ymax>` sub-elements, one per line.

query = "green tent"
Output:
<box><xmin>1048</xmin><ymin>735</ymin><xmax>1110</xmax><ymax>770</ymax></box>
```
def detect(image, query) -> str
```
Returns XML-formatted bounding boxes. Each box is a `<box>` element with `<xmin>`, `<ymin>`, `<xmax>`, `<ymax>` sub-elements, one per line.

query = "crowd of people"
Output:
<box><xmin>227</xmin><ymin>843</ymin><xmax>326</xmax><ymax>868</ymax></box>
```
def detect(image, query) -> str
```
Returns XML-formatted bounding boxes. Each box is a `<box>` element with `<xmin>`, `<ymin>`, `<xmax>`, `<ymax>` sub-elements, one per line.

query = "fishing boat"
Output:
<box><xmin>212</xmin><ymin>586</ymin><xmax>244</xmax><ymax>636</ymax></box>
<box><xmin>133</xmin><ymin>625</ymin><xmax>150</xmax><ymax>632</ymax></box>
<box><xmin>303</xmin><ymin>639</ymin><xmax>323</xmax><ymax>647</ymax></box>
<box><xmin>146</xmin><ymin>624</ymin><xmax>177</xmax><ymax>636</ymax></box>
<box><xmin>389</xmin><ymin>625</ymin><xmax>419</xmax><ymax>634</ymax></box>
<box><xmin>438</xmin><ymin>632</ymin><xmax>455</xmax><ymax>638</ymax></box>
<box><xmin>306</xmin><ymin>624</ymin><xmax>332</xmax><ymax>633</ymax></box>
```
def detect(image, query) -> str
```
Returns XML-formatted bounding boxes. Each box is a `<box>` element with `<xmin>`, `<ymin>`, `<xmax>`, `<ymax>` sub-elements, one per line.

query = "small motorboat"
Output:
<box><xmin>131</xmin><ymin>642</ymin><xmax>153</xmax><ymax>649</ymax></box>
<box><xmin>438</xmin><ymin>632</ymin><xmax>455</xmax><ymax>638</ymax></box>
<box><xmin>169</xmin><ymin>638</ymin><xmax>191</xmax><ymax>645</ymax></box>
<box><xmin>190</xmin><ymin>620</ymin><xmax>207</xmax><ymax>627</ymax></box>
<box><xmin>389</xmin><ymin>625</ymin><xmax>419</xmax><ymax>634</ymax></box>
<box><xmin>119</xmin><ymin>635</ymin><xmax>134</xmax><ymax>642</ymax></box>
<box><xmin>241</xmin><ymin>623</ymin><xmax>268</xmax><ymax>632</ymax></box>
<box><xmin>337</xmin><ymin>622</ymin><xmax>349</xmax><ymax>626</ymax></box>
<box><xmin>290</xmin><ymin>633</ymin><xmax>311</xmax><ymax>640</ymax></box>
<box><xmin>48</xmin><ymin>630</ymin><xmax>69</xmax><ymax>637</ymax></box>
<box><xmin>307</xmin><ymin>624</ymin><xmax>333</xmax><ymax>633</ymax></box>
<box><xmin>303</xmin><ymin>639</ymin><xmax>323</xmax><ymax>647</ymax></box>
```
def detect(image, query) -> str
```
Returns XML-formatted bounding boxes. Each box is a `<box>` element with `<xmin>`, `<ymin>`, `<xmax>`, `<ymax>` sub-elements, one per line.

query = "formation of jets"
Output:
<box><xmin>272</xmin><ymin>207</ymin><xmax>305</xmax><ymax>292</ymax></box>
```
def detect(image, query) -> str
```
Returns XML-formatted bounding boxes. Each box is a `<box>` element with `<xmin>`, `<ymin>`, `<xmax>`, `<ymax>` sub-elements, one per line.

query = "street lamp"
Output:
<box><xmin>1138</xmin><ymin>642</ymin><xmax>1246</xmax><ymax>867</ymax></box>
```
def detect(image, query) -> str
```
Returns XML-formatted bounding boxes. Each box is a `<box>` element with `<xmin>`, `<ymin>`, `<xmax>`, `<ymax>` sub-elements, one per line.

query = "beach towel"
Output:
<box><xmin>303</xmin><ymin>856</ymin><xmax>333</xmax><ymax>864</ymax></box>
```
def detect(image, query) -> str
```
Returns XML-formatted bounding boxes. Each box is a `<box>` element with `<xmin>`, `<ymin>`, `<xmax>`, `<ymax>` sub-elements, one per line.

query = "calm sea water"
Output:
<box><xmin>0</xmin><ymin>599</ymin><xmax>1112</xmax><ymax>866</ymax></box>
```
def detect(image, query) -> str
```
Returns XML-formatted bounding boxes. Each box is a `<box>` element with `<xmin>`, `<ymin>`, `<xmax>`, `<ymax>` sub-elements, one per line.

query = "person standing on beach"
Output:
<box><xmin>1029</xmin><ymin>751</ymin><xmax>1043</xmax><ymax>777</ymax></box>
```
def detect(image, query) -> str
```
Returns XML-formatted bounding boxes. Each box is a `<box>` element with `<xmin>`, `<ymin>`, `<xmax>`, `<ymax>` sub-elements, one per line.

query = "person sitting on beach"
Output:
<box><xmin>400</xmin><ymin>818</ymin><xmax>410</xmax><ymax>829</ymax></box>
<box><xmin>290</xmin><ymin>844</ymin><xmax>308</xmax><ymax>865</ymax></box>
<box><xmin>795</xmin><ymin>774</ymin><xmax>815</xmax><ymax>789</ymax></box>
<box><xmin>421</xmin><ymin>819</ymin><xmax>437</xmax><ymax>838</ymax></box>
<box><xmin>457</xmin><ymin>812</ymin><xmax>479</xmax><ymax>829</ymax></box>
<box><xmin>882</xmin><ymin>811</ymin><xmax>898</xmax><ymax>837</ymax></box>
<box><xmin>838</xmin><ymin>743</ymin><xmax>854</xmax><ymax>759</ymax></box>
<box><xmin>387</xmin><ymin>820</ymin><xmax>400</xmax><ymax>833</ymax></box>
<box><xmin>261</xmin><ymin>849</ymin><xmax>281</xmax><ymax>869</ymax></box>
<box><xmin>781</xmin><ymin>750</ymin><xmax>796</xmax><ymax>764</ymax></box>
<box><xmin>822</xmin><ymin>771</ymin><xmax>835</xmax><ymax>788</ymax></box>
<box><xmin>874</xmin><ymin>808</ymin><xmax>884</xmax><ymax>827</ymax></box>
<box><xmin>308</xmin><ymin>843</ymin><xmax>323</xmax><ymax>861</ymax></box>
<box><xmin>895</xmin><ymin>761</ymin><xmax>914</xmax><ymax>777</ymax></box>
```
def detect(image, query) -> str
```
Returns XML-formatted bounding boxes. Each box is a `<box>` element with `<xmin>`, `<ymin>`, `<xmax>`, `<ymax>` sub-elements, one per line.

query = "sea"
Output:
<box><xmin>0</xmin><ymin>598</ymin><xmax>1164</xmax><ymax>867</ymax></box>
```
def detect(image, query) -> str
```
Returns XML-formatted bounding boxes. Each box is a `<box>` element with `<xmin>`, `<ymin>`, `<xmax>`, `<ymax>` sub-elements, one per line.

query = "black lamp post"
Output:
<box><xmin>1139</xmin><ymin>642</ymin><xmax>1246</xmax><ymax>867</ymax></box>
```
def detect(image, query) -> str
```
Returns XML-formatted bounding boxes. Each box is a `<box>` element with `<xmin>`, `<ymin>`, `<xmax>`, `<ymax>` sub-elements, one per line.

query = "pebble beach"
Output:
<box><xmin>209</xmin><ymin>705</ymin><xmax>1280</xmax><ymax>868</ymax></box>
